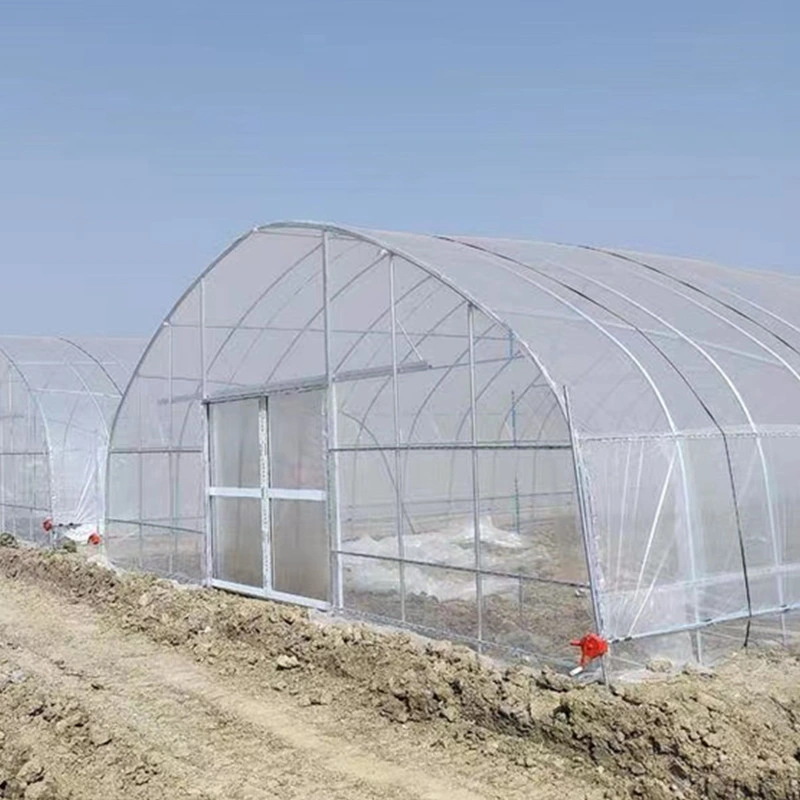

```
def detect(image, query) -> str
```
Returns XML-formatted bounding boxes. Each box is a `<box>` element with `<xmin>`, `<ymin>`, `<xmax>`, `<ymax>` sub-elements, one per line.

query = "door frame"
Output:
<box><xmin>205</xmin><ymin>389</ymin><xmax>330</xmax><ymax>611</ymax></box>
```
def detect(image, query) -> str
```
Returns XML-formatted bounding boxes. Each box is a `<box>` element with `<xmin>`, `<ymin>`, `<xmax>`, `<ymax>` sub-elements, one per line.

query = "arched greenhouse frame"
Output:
<box><xmin>0</xmin><ymin>336</ymin><xmax>145</xmax><ymax>544</ymax></box>
<box><xmin>105</xmin><ymin>223</ymin><xmax>800</xmax><ymax>673</ymax></box>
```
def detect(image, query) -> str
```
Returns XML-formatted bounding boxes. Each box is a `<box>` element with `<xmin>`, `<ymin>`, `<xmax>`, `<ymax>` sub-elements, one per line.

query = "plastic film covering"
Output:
<box><xmin>0</xmin><ymin>336</ymin><xmax>145</xmax><ymax>542</ymax></box>
<box><xmin>107</xmin><ymin>222</ymin><xmax>800</xmax><ymax>670</ymax></box>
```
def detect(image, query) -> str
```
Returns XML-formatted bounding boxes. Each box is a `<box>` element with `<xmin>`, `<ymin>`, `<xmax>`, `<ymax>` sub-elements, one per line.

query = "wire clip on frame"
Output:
<box><xmin>569</xmin><ymin>633</ymin><xmax>608</xmax><ymax>676</ymax></box>
<box><xmin>42</xmin><ymin>518</ymin><xmax>102</xmax><ymax>546</ymax></box>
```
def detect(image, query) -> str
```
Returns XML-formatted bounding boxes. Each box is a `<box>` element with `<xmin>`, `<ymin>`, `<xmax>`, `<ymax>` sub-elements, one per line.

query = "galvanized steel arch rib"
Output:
<box><xmin>261</xmin><ymin>250</ymin><xmax>395</xmax><ymax>386</ymax></box>
<box><xmin>613</xmin><ymin>249</ymin><xmax>800</xmax><ymax>336</ymax></box>
<box><xmin>594</xmin><ymin>248</ymin><xmax>798</xmax><ymax>628</ymax></box>
<box><xmin>434</xmin><ymin>237</ymin><xmax>703</xmax><ymax>639</ymax></box>
<box><xmin>59</xmin><ymin>337</ymin><xmax>128</xmax><ymax>396</ymax></box>
<box><xmin>107</xmin><ymin>229</ymin><xmax>257</xmax><ymax>456</ymax></box>
<box><xmin>211</xmin><ymin>240</ymin><xmax>325</xmax><ymax>382</ymax></box>
<box><xmin>253</xmin><ymin>222</ymin><xmax>566</xmax><ymax>418</ymax></box>
<box><xmin>599</xmin><ymin>249</ymin><xmax>800</xmax><ymax>394</ymax></box>
<box><xmin>589</xmin><ymin>249</ymin><xmax>800</xmax><ymax>576</ymax></box>
<box><xmin>590</xmin><ymin>248</ymin><xmax>800</xmax><ymax>414</ymax></box>
<box><xmin>54</xmin><ymin>338</ymin><xmax>121</xmax><ymax>441</ymax></box>
<box><xmin>109</xmin><ymin>222</ymin><xmax>567</xmax><ymax>439</ymax></box>
<box><xmin>495</xmin><ymin>244</ymin><xmax>758</xmax><ymax>631</ymax></box>
<box><xmin>695</xmin><ymin>283</ymin><xmax>800</xmax><ymax>355</ymax></box>
<box><xmin>428</xmin><ymin>235</ymin><xmax>683</xmax><ymax>435</ymax></box>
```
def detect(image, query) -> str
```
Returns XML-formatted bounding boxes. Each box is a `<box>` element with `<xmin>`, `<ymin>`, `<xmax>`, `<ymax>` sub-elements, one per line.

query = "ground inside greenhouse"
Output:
<box><xmin>0</xmin><ymin>547</ymin><xmax>798</xmax><ymax>800</ymax></box>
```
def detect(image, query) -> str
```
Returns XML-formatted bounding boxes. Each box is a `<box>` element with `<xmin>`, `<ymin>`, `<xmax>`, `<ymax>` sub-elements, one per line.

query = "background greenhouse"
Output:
<box><xmin>0</xmin><ymin>336</ymin><xmax>145</xmax><ymax>545</ymax></box>
<box><xmin>93</xmin><ymin>222</ymin><xmax>800</xmax><ymax>673</ymax></box>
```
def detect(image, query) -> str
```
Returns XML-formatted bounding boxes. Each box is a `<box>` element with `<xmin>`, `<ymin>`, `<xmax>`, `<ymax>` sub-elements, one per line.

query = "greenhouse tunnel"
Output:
<box><xmin>0</xmin><ymin>336</ymin><xmax>146</xmax><ymax>544</ymax></box>
<box><xmin>105</xmin><ymin>223</ymin><xmax>800</xmax><ymax>673</ymax></box>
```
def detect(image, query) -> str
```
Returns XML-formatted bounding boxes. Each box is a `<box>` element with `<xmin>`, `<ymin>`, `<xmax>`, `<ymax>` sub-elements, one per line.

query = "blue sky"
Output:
<box><xmin>1</xmin><ymin>0</ymin><xmax>798</xmax><ymax>337</ymax></box>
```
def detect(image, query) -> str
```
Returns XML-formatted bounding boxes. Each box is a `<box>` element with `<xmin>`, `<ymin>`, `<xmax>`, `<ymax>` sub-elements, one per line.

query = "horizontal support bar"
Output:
<box><xmin>208</xmin><ymin>487</ymin><xmax>261</xmax><ymax>499</ymax></box>
<box><xmin>267</xmin><ymin>488</ymin><xmax>326</xmax><ymax>502</ymax></box>
<box><xmin>579</xmin><ymin>428</ymin><xmax>800</xmax><ymax>444</ymax></box>
<box><xmin>207</xmin><ymin>487</ymin><xmax>326</xmax><ymax>501</ymax></box>
<box><xmin>337</xmin><ymin>607</ymin><xmax>578</xmax><ymax>670</ymax></box>
<box><xmin>211</xmin><ymin>578</ymin><xmax>266</xmax><ymax>599</ymax></box>
<box><xmin>606</xmin><ymin>563</ymin><xmax>800</xmax><ymax>610</ymax></box>
<box><xmin>211</xmin><ymin>579</ymin><xmax>330</xmax><ymax>610</ymax></box>
<box><xmin>105</xmin><ymin>518</ymin><xmax>205</xmax><ymax>536</ymax></box>
<box><xmin>330</xmin><ymin>442</ymin><xmax>572</xmax><ymax>452</ymax></box>
<box><xmin>265</xmin><ymin>587</ymin><xmax>330</xmax><ymax>611</ymax></box>
<box><xmin>611</xmin><ymin>600</ymin><xmax>800</xmax><ymax>645</ymax></box>
<box><xmin>0</xmin><ymin>450</ymin><xmax>48</xmax><ymax>456</ymax></box>
<box><xmin>109</xmin><ymin>446</ymin><xmax>204</xmax><ymax>455</ymax></box>
<box><xmin>10</xmin><ymin>388</ymin><xmax>119</xmax><ymax>398</ymax></box>
<box><xmin>146</xmin><ymin>356</ymin><xmax>533</xmax><ymax>400</ymax></box>
<box><xmin>0</xmin><ymin>503</ymin><xmax>50</xmax><ymax>513</ymax></box>
<box><xmin>201</xmin><ymin>360</ymin><xmax>431</xmax><ymax>404</ymax></box>
<box><xmin>335</xmin><ymin>548</ymin><xmax>590</xmax><ymax>589</ymax></box>
<box><xmin>165</xmin><ymin>321</ymin><xmax>512</xmax><ymax>341</ymax></box>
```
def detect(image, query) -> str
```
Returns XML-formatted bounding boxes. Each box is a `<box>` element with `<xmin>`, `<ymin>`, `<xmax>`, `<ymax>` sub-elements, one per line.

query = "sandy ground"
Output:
<box><xmin>0</xmin><ymin>551</ymin><xmax>603</xmax><ymax>800</ymax></box>
<box><xmin>0</xmin><ymin>545</ymin><xmax>799</xmax><ymax>799</ymax></box>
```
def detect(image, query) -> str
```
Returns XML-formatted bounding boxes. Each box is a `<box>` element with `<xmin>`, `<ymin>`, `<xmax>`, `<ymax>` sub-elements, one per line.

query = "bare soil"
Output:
<box><xmin>0</xmin><ymin>546</ymin><xmax>798</xmax><ymax>799</ymax></box>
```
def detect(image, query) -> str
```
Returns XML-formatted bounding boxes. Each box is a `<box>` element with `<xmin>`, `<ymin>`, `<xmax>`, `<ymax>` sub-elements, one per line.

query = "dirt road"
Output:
<box><xmin>0</xmin><ymin>564</ymin><xmax>602</xmax><ymax>800</ymax></box>
<box><xmin>1</xmin><ymin>547</ymin><xmax>799</xmax><ymax>800</ymax></box>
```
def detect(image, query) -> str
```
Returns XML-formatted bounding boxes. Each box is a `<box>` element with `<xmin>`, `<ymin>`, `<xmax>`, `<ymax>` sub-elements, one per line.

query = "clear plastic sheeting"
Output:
<box><xmin>106</xmin><ymin>222</ymin><xmax>800</xmax><ymax>672</ymax></box>
<box><xmin>0</xmin><ymin>336</ymin><xmax>145</xmax><ymax>543</ymax></box>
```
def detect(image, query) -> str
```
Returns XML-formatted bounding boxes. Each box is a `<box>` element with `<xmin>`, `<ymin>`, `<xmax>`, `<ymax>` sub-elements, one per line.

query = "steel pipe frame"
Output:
<box><xmin>610</xmin><ymin>600</ymin><xmax>800</xmax><ymax>645</ymax></box>
<box><xmin>435</xmin><ymin>236</ymin><xmax>694</xmax><ymax>653</ymax></box>
<box><xmin>222</xmin><ymin>239</ymin><xmax>363</xmax><ymax>387</ymax></box>
<box><xmin>516</xmin><ymin>244</ymin><xmax>759</xmax><ymax>650</ymax></box>
<box><xmin>467</xmin><ymin>304</ymin><xmax>484</xmax><ymax>648</ymax></box>
<box><xmin>104</xmin><ymin>223</ymin><xmax>608</xmax><ymax>665</ymax></box>
<box><xmin>388</xmin><ymin>254</ymin><xmax>408</xmax><ymax>621</ymax></box>
<box><xmin>491</xmin><ymin>238</ymin><xmax>800</xmax><ymax>650</ymax></box>
<box><xmin>322</xmin><ymin>231</ymin><xmax>345</xmax><ymax>610</ymax></box>
<box><xmin>334</xmin><ymin>547</ymin><xmax>590</xmax><ymax>589</ymax></box>
<box><xmin>200</xmin><ymin>278</ymin><xmax>213</xmax><ymax>586</ymax></box>
<box><xmin>262</xmin><ymin>250</ymin><xmax>393</xmax><ymax>388</ymax></box>
<box><xmin>564</xmin><ymin>386</ymin><xmax>607</xmax><ymax>682</ymax></box>
<box><xmin>330</xmin><ymin>273</ymin><xmax>526</xmax><ymax>610</ymax></box>
<box><xmin>330</xmin><ymin>442</ymin><xmax>570</xmax><ymax>452</ymax></box>
<box><xmin>534</xmin><ymin>248</ymin><xmax>789</xmax><ymax>644</ymax></box>
<box><xmin>445</xmin><ymin>238</ymin><xmax>795</xmax><ymax>658</ymax></box>
<box><xmin>342</xmin><ymin>605</ymin><xmax>580</xmax><ymax>671</ymax></box>
<box><xmin>593</xmin><ymin>248</ymin><xmax>800</xmax><ymax>644</ymax></box>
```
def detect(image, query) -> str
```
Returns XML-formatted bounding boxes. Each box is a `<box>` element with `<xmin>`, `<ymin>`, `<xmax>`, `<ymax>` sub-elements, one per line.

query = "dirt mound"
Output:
<box><xmin>1</xmin><ymin>548</ymin><xmax>799</xmax><ymax>799</ymax></box>
<box><xmin>0</xmin><ymin>655</ymin><xmax>177</xmax><ymax>799</ymax></box>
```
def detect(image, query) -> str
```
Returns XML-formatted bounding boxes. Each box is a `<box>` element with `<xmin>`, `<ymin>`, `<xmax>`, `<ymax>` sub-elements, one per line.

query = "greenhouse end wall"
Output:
<box><xmin>106</xmin><ymin>222</ymin><xmax>800</xmax><ymax>673</ymax></box>
<box><xmin>106</xmin><ymin>225</ymin><xmax>594</xmax><ymax>669</ymax></box>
